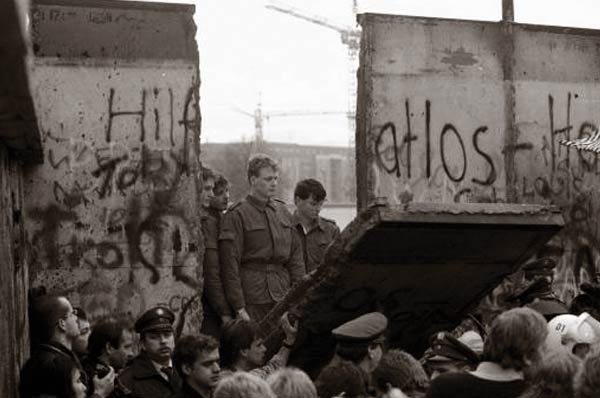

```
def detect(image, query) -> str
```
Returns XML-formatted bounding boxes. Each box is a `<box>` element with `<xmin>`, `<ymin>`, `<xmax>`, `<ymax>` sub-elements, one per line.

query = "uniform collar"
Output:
<box><xmin>246</xmin><ymin>194</ymin><xmax>274</xmax><ymax>210</ymax></box>
<box><xmin>292</xmin><ymin>211</ymin><xmax>323</xmax><ymax>232</ymax></box>
<box><xmin>132</xmin><ymin>352</ymin><xmax>168</xmax><ymax>380</ymax></box>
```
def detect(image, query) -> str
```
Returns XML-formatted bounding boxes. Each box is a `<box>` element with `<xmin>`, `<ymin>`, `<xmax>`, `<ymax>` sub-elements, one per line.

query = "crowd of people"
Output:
<box><xmin>18</xmin><ymin>153</ymin><xmax>600</xmax><ymax>397</ymax></box>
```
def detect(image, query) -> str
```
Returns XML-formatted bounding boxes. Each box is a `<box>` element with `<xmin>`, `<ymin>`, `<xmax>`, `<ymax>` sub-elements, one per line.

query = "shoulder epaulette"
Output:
<box><xmin>320</xmin><ymin>216</ymin><xmax>338</xmax><ymax>225</ymax></box>
<box><xmin>273</xmin><ymin>198</ymin><xmax>287</xmax><ymax>205</ymax></box>
<box><xmin>226</xmin><ymin>201</ymin><xmax>243</xmax><ymax>212</ymax></box>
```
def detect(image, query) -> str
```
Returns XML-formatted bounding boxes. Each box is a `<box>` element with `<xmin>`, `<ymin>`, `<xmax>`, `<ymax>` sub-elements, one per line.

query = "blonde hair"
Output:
<box><xmin>214</xmin><ymin>372</ymin><xmax>276</xmax><ymax>398</ymax></box>
<box><xmin>519</xmin><ymin>351</ymin><xmax>580</xmax><ymax>398</ymax></box>
<box><xmin>267</xmin><ymin>367</ymin><xmax>317</xmax><ymax>398</ymax></box>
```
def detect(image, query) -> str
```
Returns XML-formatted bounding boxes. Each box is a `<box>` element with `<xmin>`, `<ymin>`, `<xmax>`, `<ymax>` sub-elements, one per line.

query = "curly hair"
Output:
<box><xmin>519</xmin><ymin>351</ymin><xmax>580</xmax><ymax>398</ymax></box>
<box><xmin>214</xmin><ymin>372</ymin><xmax>276</xmax><ymax>398</ymax></box>
<box><xmin>173</xmin><ymin>334</ymin><xmax>219</xmax><ymax>378</ymax></box>
<box><xmin>266</xmin><ymin>367</ymin><xmax>317</xmax><ymax>398</ymax></box>
<box><xmin>372</xmin><ymin>349</ymin><xmax>429</xmax><ymax>394</ymax></box>
<box><xmin>247</xmin><ymin>153</ymin><xmax>278</xmax><ymax>181</ymax></box>
<box><xmin>575</xmin><ymin>345</ymin><xmax>600</xmax><ymax>398</ymax></box>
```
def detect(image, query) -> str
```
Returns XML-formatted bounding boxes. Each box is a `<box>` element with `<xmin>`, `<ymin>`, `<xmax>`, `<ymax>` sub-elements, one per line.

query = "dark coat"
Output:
<box><xmin>20</xmin><ymin>341</ymin><xmax>84</xmax><ymax>398</ymax></box>
<box><xmin>118</xmin><ymin>353</ymin><xmax>181</xmax><ymax>398</ymax></box>
<box><xmin>169</xmin><ymin>382</ymin><xmax>209</xmax><ymax>398</ymax></box>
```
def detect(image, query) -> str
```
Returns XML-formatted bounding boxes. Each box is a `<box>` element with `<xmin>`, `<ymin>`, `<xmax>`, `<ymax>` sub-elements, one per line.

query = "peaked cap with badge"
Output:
<box><xmin>332</xmin><ymin>312</ymin><xmax>388</xmax><ymax>345</ymax></box>
<box><xmin>135</xmin><ymin>306</ymin><xmax>175</xmax><ymax>334</ymax></box>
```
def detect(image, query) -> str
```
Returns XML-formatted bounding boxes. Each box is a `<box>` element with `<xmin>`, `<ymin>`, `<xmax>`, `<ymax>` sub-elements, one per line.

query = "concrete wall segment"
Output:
<box><xmin>25</xmin><ymin>0</ymin><xmax>203</xmax><ymax>335</ymax></box>
<box><xmin>357</xmin><ymin>13</ymin><xmax>600</xmax><ymax>304</ymax></box>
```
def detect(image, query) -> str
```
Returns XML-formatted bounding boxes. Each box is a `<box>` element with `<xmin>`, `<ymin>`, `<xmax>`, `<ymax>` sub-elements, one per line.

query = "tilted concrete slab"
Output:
<box><xmin>260</xmin><ymin>201</ymin><xmax>564</xmax><ymax>373</ymax></box>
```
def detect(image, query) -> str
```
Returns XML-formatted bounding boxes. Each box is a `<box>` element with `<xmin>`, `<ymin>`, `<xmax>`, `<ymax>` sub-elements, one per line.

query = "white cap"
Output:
<box><xmin>546</xmin><ymin>312</ymin><xmax>600</xmax><ymax>353</ymax></box>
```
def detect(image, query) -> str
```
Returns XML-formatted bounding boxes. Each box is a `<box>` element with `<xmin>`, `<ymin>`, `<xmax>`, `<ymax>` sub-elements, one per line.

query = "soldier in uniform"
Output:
<box><xmin>292</xmin><ymin>178</ymin><xmax>340</xmax><ymax>273</ymax></box>
<box><xmin>219</xmin><ymin>154</ymin><xmax>305</xmax><ymax>322</ymax></box>
<box><xmin>199</xmin><ymin>167</ymin><xmax>232</xmax><ymax>337</ymax></box>
<box><xmin>317</xmin><ymin>312</ymin><xmax>389</xmax><ymax>394</ymax></box>
<box><xmin>118</xmin><ymin>307</ymin><xmax>181</xmax><ymax>398</ymax></box>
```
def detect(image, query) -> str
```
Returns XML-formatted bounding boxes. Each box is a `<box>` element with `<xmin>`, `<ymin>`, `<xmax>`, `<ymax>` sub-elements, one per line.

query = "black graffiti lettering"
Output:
<box><xmin>454</xmin><ymin>188</ymin><xmax>472</xmax><ymax>203</ymax></box>
<box><xmin>116</xmin><ymin>166</ymin><xmax>139</xmax><ymax>194</ymax></box>
<box><xmin>404</xmin><ymin>100</ymin><xmax>417</xmax><ymax>178</ymax></box>
<box><xmin>440</xmin><ymin>124</ymin><xmax>466</xmax><ymax>182</ymax></box>
<box><xmin>375</xmin><ymin>122</ymin><xmax>401</xmax><ymax>177</ymax></box>
<box><xmin>30</xmin><ymin>205</ymin><xmax>78</xmax><ymax>269</ymax></box>
<box><xmin>96</xmin><ymin>242</ymin><xmax>124</xmax><ymax>269</ymax></box>
<box><xmin>106</xmin><ymin>88</ymin><xmax>146</xmax><ymax>142</ymax></box>
<box><xmin>548</xmin><ymin>93</ymin><xmax>573</xmax><ymax>172</ymax></box>
<box><xmin>48</xmin><ymin>149</ymin><xmax>69</xmax><ymax>169</ymax></box>
<box><xmin>91</xmin><ymin>155</ymin><xmax>128</xmax><ymax>199</ymax></box>
<box><xmin>169</xmin><ymin>88</ymin><xmax>175</xmax><ymax>146</ymax></box>
<box><xmin>471</xmin><ymin>126</ymin><xmax>497</xmax><ymax>186</ymax></box>
<box><xmin>521</xmin><ymin>177</ymin><xmax>535</xmax><ymax>198</ymax></box>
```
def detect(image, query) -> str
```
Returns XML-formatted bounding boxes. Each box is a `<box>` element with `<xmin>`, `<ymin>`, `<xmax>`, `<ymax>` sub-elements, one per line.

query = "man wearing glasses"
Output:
<box><xmin>20</xmin><ymin>294</ymin><xmax>115</xmax><ymax>398</ymax></box>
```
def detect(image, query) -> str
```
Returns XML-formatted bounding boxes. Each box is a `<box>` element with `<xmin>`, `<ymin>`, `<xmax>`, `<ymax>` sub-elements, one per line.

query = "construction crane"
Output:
<box><xmin>233</xmin><ymin>100</ymin><xmax>348</xmax><ymax>144</ymax></box>
<box><xmin>265</xmin><ymin>0</ymin><xmax>360</xmax><ymax>147</ymax></box>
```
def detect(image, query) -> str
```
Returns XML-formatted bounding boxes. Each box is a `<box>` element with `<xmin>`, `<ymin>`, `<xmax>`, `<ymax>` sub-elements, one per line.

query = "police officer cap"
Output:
<box><xmin>426</xmin><ymin>331</ymin><xmax>479</xmax><ymax>364</ymax></box>
<box><xmin>135</xmin><ymin>306</ymin><xmax>175</xmax><ymax>334</ymax></box>
<box><xmin>332</xmin><ymin>312</ymin><xmax>388</xmax><ymax>343</ymax></box>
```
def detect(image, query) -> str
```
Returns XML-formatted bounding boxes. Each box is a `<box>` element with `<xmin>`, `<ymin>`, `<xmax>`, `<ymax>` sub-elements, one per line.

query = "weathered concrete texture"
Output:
<box><xmin>0</xmin><ymin>0</ymin><xmax>43</xmax><ymax>162</ymax></box>
<box><xmin>357</xmin><ymin>13</ymin><xmax>600</xmax><ymax>303</ymax></box>
<box><xmin>0</xmin><ymin>143</ymin><xmax>29</xmax><ymax>398</ymax></box>
<box><xmin>262</xmin><ymin>202</ymin><xmax>563</xmax><ymax>369</ymax></box>
<box><xmin>25</xmin><ymin>0</ymin><xmax>203</xmax><ymax>336</ymax></box>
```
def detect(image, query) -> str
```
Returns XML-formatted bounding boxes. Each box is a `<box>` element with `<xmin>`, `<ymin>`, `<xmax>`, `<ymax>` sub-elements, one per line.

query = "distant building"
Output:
<box><xmin>200</xmin><ymin>141</ymin><xmax>356</xmax><ymax>205</ymax></box>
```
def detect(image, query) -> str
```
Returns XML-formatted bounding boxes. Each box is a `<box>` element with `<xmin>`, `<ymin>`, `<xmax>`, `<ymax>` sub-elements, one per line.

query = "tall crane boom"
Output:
<box><xmin>265</xmin><ymin>1</ymin><xmax>360</xmax><ymax>148</ymax></box>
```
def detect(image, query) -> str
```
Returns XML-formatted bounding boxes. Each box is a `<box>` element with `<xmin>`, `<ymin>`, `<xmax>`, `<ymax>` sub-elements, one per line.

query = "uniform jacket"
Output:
<box><xmin>292</xmin><ymin>212</ymin><xmax>340</xmax><ymax>273</ymax></box>
<box><xmin>219</xmin><ymin>195</ymin><xmax>305</xmax><ymax>310</ymax></box>
<box><xmin>118</xmin><ymin>353</ymin><xmax>181</xmax><ymax>398</ymax></box>
<box><xmin>202</xmin><ymin>207</ymin><xmax>231</xmax><ymax>317</ymax></box>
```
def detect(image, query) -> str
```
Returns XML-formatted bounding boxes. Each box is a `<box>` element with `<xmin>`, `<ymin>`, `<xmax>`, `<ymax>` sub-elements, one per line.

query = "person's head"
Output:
<box><xmin>135</xmin><ymin>307</ymin><xmax>176</xmax><ymax>364</ymax></box>
<box><xmin>333</xmin><ymin>312</ymin><xmax>388</xmax><ymax>373</ymax></box>
<box><xmin>520</xmin><ymin>350</ymin><xmax>580</xmax><ymax>398</ymax></box>
<box><xmin>315</xmin><ymin>360</ymin><xmax>367</xmax><ymax>398</ymax></box>
<box><xmin>422</xmin><ymin>331</ymin><xmax>480</xmax><ymax>379</ymax></box>
<box><xmin>220</xmin><ymin>319</ymin><xmax>265</xmax><ymax>369</ymax></box>
<box><xmin>247</xmin><ymin>154</ymin><xmax>279</xmax><ymax>200</ymax></box>
<box><xmin>546</xmin><ymin>312</ymin><xmax>600</xmax><ymax>359</ymax></box>
<box><xmin>29</xmin><ymin>294</ymin><xmax>80</xmax><ymax>346</ymax></box>
<box><xmin>266</xmin><ymin>367</ymin><xmax>317</xmax><ymax>398</ymax></box>
<box><xmin>482</xmin><ymin>307</ymin><xmax>548</xmax><ymax>371</ymax></box>
<box><xmin>23</xmin><ymin>354</ymin><xmax>86</xmax><ymax>398</ymax></box>
<box><xmin>72</xmin><ymin>307</ymin><xmax>90</xmax><ymax>355</ymax></box>
<box><xmin>211</xmin><ymin>174</ymin><xmax>230</xmax><ymax>211</ymax></box>
<box><xmin>294</xmin><ymin>179</ymin><xmax>327</xmax><ymax>221</ymax></box>
<box><xmin>373</xmin><ymin>349</ymin><xmax>429</xmax><ymax>396</ymax></box>
<box><xmin>88</xmin><ymin>319</ymin><xmax>135</xmax><ymax>371</ymax></box>
<box><xmin>200</xmin><ymin>166</ymin><xmax>216</xmax><ymax>209</ymax></box>
<box><xmin>214</xmin><ymin>371</ymin><xmax>276</xmax><ymax>398</ymax></box>
<box><xmin>173</xmin><ymin>334</ymin><xmax>221</xmax><ymax>393</ymax></box>
<box><xmin>575</xmin><ymin>345</ymin><xmax>600</xmax><ymax>398</ymax></box>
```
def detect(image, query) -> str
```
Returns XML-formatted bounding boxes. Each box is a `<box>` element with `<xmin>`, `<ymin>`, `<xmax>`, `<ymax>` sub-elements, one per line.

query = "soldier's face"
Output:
<box><xmin>183</xmin><ymin>348</ymin><xmax>221</xmax><ymax>390</ymax></box>
<box><xmin>201</xmin><ymin>177</ymin><xmax>215</xmax><ymax>209</ymax></box>
<box><xmin>250</xmin><ymin>167</ymin><xmax>278</xmax><ymax>200</ymax></box>
<box><xmin>210</xmin><ymin>186</ymin><xmax>230</xmax><ymax>211</ymax></box>
<box><xmin>141</xmin><ymin>330</ymin><xmax>175</xmax><ymax>363</ymax></box>
<box><xmin>295</xmin><ymin>194</ymin><xmax>324</xmax><ymax>221</ymax></box>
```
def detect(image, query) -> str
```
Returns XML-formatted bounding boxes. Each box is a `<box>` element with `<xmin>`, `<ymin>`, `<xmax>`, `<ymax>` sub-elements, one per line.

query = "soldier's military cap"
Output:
<box><xmin>425</xmin><ymin>331</ymin><xmax>479</xmax><ymax>364</ymax></box>
<box><xmin>332</xmin><ymin>312</ymin><xmax>388</xmax><ymax>343</ymax></box>
<box><xmin>135</xmin><ymin>306</ymin><xmax>175</xmax><ymax>334</ymax></box>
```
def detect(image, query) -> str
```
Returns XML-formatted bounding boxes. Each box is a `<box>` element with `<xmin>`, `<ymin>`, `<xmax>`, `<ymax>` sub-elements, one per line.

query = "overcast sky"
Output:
<box><xmin>193</xmin><ymin>0</ymin><xmax>600</xmax><ymax>146</ymax></box>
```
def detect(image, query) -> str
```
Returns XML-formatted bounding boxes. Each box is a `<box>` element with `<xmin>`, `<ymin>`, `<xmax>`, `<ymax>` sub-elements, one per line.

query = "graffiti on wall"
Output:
<box><xmin>28</xmin><ymin>82</ymin><xmax>202</xmax><ymax>335</ymax></box>
<box><xmin>370</xmin><ymin>98</ymin><xmax>504</xmax><ymax>204</ymax></box>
